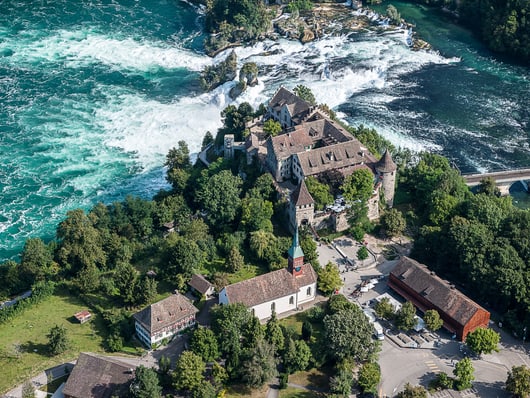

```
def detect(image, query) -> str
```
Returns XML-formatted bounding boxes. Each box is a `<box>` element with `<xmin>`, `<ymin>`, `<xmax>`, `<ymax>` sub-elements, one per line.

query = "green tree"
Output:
<box><xmin>381</xmin><ymin>208</ymin><xmax>406</xmax><ymax>238</ymax></box>
<box><xmin>453</xmin><ymin>357</ymin><xmax>474</xmax><ymax>391</ymax></box>
<box><xmin>395</xmin><ymin>301</ymin><xmax>417</xmax><ymax>331</ymax></box>
<box><xmin>191</xmin><ymin>382</ymin><xmax>217</xmax><ymax>398</ymax></box>
<box><xmin>201</xmin><ymin>131</ymin><xmax>214</xmax><ymax>151</ymax></box>
<box><xmin>240</xmin><ymin>338</ymin><xmax>278</xmax><ymax>388</ymax></box>
<box><xmin>227</xmin><ymin>245</ymin><xmax>245</xmax><ymax>273</ymax></box>
<box><xmin>265</xmin><ymin>311</ymin><xmax>285</xmax><ymax>351</ymax></box>
<box><xmin>302</xmin><ymin>320</ymin><xmax>313</xmax><ymax>341</ymax></box>
<box><xmin>212</xmin><ymin>360</ymin><xmax>229</xmax><ymax>388</ymax></box>
<box><xmin>323</xmin><ymin>307</ymin><xmax>379</xmax><ymax>362</ymax></box>
<box><xmin>374</xmin><ymin>297</ymin><xmax>394</xmax><ymax>320</ymax></box>
<box><xmin>75</xmin><ymin>263</ymin><xmax>101</xmax><ymax>293</ymax></box>
<box><xmin>190</xmin><ymin>327</ymin><xmax>220</xmax><ymax>362</ymax></box>
<box><xmin>196</xmin><ymin>169</ymin><xmax>243</xmax><ymax>227</ymax></box>
<box><xmin>283</xmin><ymin>338</ymin><xmax>311</xmax><ymax>373</ymax></box>
<box><xmin>249</xmin><ymin>230</ymin><xmax>277</xmax><ymax>260</ymax></box>
<box><xmin>477</xmin><ymin>177</ymin><xmax>501</xmax><ymax>197</ymax></box>
<box><xmin>130</xmin><ymin>365</ymin><xmax>162</xmax><ymax>398</ymax></box>
<box><xmin>159</xmin><ymin>355</ymin><xmax>171</xmax><ymax>375</ymax></box>
<box><xmin>465</xmin><ymin>327</ymin><xmax>500</xmax><ymax>355</ymax></box>
<box><xmin>138</xmin><ymin>276</ymin><xmax>157</xmax><ymax>306</ymax></box>
<box><xmin>357</xmin><ymin>246</ymin><xmax>369</xmax><ymax>261</ymax></box>
<box><xmin>21</xmin><ymin>381</ymin><xmax>35</xmax><ymax>398</ymax></box>
<box><xmin>240</xmin><ymin>196</ymin><xmax>273</xmax><ymax>232</ymax></box>
<box><xmin>397</xmin><ymin>383</ymin><xmax>427</xmax><ymax>398</ymax></box>
<box><xmin>263</xmin><ymin>119</ymin><xmax>282</xmax><ymax>137</ymax></box>
<box><xmin>329</xmin><ymin>368</ymin><xmax>353</xmax><ymax>397</ymax></box>
<box><xmin>357</xmin><ymin>362</ymin><xmax>381</xmax><ymax>394</ymax></box>
<box><xmin>293</xmin><ymin>84</ymin><xmax>316</xmax><ymax>105</ymax></box>
<box><xmin>317</xmin><ymin>261</ymin><xmax>343</xmax><ymax>296</ymax></box>
<box><xmin>327</xmin><ymin>294</ymin><xmax>356</xmax><ymax>314</ymax></box>
<box><xmin>47</xmin><ymin>324</ymin><xmax>69</xmax><ymax>355</ymax></box>
<box><xmin>506</xmin><ymin>365</ymin><xmax>530</xmax><ymax>398</ymax></box>
<box><xmin>173</xmin><ymin>351</ymin><xmax>206</xmax><ymax>392</ymax></box>
<box><xmin>19</xmin><ymin>238</ymin><xmax>55</xmax><ymax>285</ymax></box>
<box><xmin>341</xmin><ymin>168</ymin><xmax>374</xmax><ymax>203</ymax></box>
<box><xmin>167</xmin><ymin>236</ymin><xmax>204</xmax><ymax>279</ymax></box>
<box><xmin>113</xmin><ymin>261</ymin><xmax>138</xmax><ymax>304</ymax></box>
<box><xmin>305</xmin><ymin>176</ymin><xmax>333</xmax><ymax>210</ymax></box>
<box><xmin>424</xmin><ymin>309</ymin><xmax>443</xmax><ymax>332</ymax></box>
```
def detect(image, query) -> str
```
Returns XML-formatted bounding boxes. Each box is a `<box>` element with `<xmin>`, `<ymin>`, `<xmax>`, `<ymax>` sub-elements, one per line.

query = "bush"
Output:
<box><xmin>306</xmin><ymin>305</ymin><xmax>325</xmax><ymax>322</ymax></box>
<box><xmin>279</xmin><ymin>372</ymin><xmax>288</xmax><ymax>389</ymax></box>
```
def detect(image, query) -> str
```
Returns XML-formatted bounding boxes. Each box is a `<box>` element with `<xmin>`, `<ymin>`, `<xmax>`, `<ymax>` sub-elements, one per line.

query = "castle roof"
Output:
<box><xmin>376</xmin><ymin>149</ymin><xmax>397</xmax><ymax>172</ymax></box>
<box><xmin>291</xmin><ymin>180</ymin><xmax>314</xmax><ymax>207</ymax></box>
<box><xmin>222</xmin><ymin>264</ymin><xmax>317</xmax><ymax>308</ymax></box>
<box><xmin>133</xmin><ymin>293</ymin><xmax>198</xmax><ymax>335</ymax></box>
<box><xmin>295</xmin><ymin>140</ymin><xmax>376</xmax><ymax>178</ymax></box>
<box><xmin>268</xmin><ymin>87</ymin><xmax>312</xmax><ymax>123</ymax></box>
<box><xmin>268</xmin><ymin>129</ymin><xmax>313</xmax><ymax>161</ymax></box>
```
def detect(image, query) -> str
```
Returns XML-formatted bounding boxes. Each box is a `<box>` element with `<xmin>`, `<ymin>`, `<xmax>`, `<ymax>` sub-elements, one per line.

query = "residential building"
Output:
<box><xmin>189</xmin><ymin>274</ymin><xmax>215</xmax><ymax>298</ymax></box>
<box><xmin>388</xmin><ymin>256</ymin><xmax>491</xmax><ymax>341</ymax></box>
<box><xmin>62</xmin><ymin>352</ymin><xmax>134</xmax><ymax>398</ymax></box>
<box><xmin>218</xmin><ymin>229</ymin><xmax>317</xmax><ymax>320</ymax></box>
<box><xmin>133</xmin><ymin>292</ymin><xmax>198</xmax><ymax>348</ymax></box>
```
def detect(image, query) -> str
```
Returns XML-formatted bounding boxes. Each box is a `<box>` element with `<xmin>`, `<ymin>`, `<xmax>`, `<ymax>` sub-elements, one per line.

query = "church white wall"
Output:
<box><xmin>297</xmin><ymin>282</ymin><xmax>317</xmax><ymax>305</ymax></box>
<box><xmin>251</xmin><ymin>294</ymin><xmax>297</xmax><ymax>320</ymax></box>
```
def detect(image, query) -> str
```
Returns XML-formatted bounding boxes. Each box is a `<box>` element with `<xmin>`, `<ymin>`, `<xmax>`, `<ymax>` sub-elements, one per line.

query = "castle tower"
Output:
<box><xmin>375</xmin><ymin>149</ymin><xmax>397</xmax><ymax>208</ymax></box>
<box><xmin>288</xmin><ymin>227</ymin><xmax>305</xmax><ymax>276</ymax></box>
<box><xmin>289</xmin><ymin>179</ymin><xmax>314</xmax><ymax>233</ymax></box>
<box><xmin>223</xmin><ymin>134</ymin><xmax>235</xmax><ymax>159</ymax></box>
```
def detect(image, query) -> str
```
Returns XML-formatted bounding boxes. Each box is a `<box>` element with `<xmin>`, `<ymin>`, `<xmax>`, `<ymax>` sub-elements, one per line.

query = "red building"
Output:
<box><xmin>388</xmin><ymin>257</ymin><xmax>490</xmax><ymax>341</ymax></box>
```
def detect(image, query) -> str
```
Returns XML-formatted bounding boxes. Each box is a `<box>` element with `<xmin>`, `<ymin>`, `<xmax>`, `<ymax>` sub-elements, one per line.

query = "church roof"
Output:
<box><xmin>376</xmin><ymin>149</ymin><xmax>397</xmax><ymax>172</ymax></box>
<box><xmin>133</xmin><ymin>293</ymin><xmax>198</xmax><ymax>335</ymax></box>
<box><xmin>222</xmin><ymin>264</ymin><xmax>317</xmax><ymax>308</ymax></box>
<box><xmin>291</xmin><ymin>180</ymin><xmax>314</xmax><ymax>207</ymax></box>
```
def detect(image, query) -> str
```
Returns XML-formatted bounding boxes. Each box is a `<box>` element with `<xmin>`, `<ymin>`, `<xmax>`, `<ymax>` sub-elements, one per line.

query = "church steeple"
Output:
<box><xmin>288</xmin><ymin>227</ymin><xmax>305</xmax><ymax>276</ymax></box>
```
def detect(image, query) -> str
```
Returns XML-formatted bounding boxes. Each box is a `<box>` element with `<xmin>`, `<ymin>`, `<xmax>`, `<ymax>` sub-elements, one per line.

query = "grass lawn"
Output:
<box><xmin>279</xmin><ymin>386</ymin><xmax>323</xmax><ymax>398</ymax></box>
<box><xmin>223</xmin><ymin>384</ymin><xmax>269</xmax><ymax>397</ymax></box>
<box><xmin>0</xmin><ymin>292</ymin><xmax>107</xmax><ymax>394</ymax></box>
<box><xmin>288</xmin><ymin>369</ymin><xmax>329</xmax><ymax>391</ymax></box>
<box><xmin>279</xmin><ymin>311</ymin><xmax>324</xmax><ymax>341</ymax></box>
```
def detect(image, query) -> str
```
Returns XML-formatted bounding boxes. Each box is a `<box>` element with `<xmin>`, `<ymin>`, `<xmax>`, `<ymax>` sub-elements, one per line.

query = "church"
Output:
<box><xmin>218</xmin><ymin>229</ymin><xmax>318</xmax><ymax>320</ymax></box>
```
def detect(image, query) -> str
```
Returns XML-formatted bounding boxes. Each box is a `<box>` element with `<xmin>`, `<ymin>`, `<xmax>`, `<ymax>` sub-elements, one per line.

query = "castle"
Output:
<box><xmin>225</xmin><ymin>86</ymin><xmax>397</xmax><ymax>233</ymax></box>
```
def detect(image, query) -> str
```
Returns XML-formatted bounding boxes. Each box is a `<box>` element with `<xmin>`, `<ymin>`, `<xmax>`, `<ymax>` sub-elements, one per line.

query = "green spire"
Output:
<box><xmin>288</xmin><ymin>226</ymin><xmax>305</xmax><ymax>260</ymax></box>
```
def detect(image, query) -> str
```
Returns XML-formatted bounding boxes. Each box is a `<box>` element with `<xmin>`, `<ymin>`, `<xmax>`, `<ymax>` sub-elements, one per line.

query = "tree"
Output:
<box><xmin>397</xmin><ymin>383</ymin><xmax>427</xmax><ymax>398</ymax></box>
<box><xmin>47</xmin><ymin>325</ymin><xmax>69</xmax><ymax>355</ymax></box>
<box><xmin>190</xmin><ymin>327</ymin><xmax>220</xmax><ymax>362</ymax></box>
<box><xmin>374</xmin><ymin>297</ymin><xmax>394</xmax><ymax>320</ymax></box>
<box><xmin>240</xmin><ymin>196</ymin><xmax>273</xmax><ymax>232</ymax></box>
<box><xmin>424</xmin><ymin>309</ymin><xmax>443</xmax><ymax>332</ymax></box>
<box><xmin>341</xmin><ymin>168</ymin><xmax>374</xmax><ymax>203</ymax></box>
<box><xmin>386</xmin><ymin>4</ymin><xmax>401</xmax><ymax>25</ymax></box>
<box><xmin>113</xmin><ymin>261</ymin><xmax>138</xmax><ymax>304</ymax></box>
<box><xmin>305</xmin><ymin>176</ymin><xmax>333</xmax><ymax>210</ymax></box>
<box><xmin>167</xmin><ymin>237</ymin><xmax>204</xmax><ymax>279</ymax></box>
<box><xmin>19</xmin><ymin>238</ymin><xmax>55</xmax><ymax>285</ymax></box>
<box><xmin>263</xmin><ymin>119</ymin><xmax>282</xmax><ymax>137</ymax></box>
<box><xmin>477</xmin><ymin>177</ymin><xmax>500</xmax><ymax>197</ymax></box>
<box><xmin>240</xmin><ymin>338</ymin><xmax>278</xmax><ymax>388</ymax></box>
<box><xmin>227</xmin><ymin>245</ymin><xmax>244</xmax><ymax>273</ymax></box>
<box><xmin>173</xmin><ymin>351</ymin><xmax>206</xmax><ymax>392</ymax></box>
<box><xmin>138</xmin><ymin>276</ymin><xmax>157</xmax><ymax>306</ymax></box>
<box><xmin>283</xmin><ymin>338</ymin><xmax>312</xmax><ymax>373</ymax></box>
<box><xmin>317</xmin><ymin>261</ymin><xmax>343</xmax><ymax>296</ymax></box>
<box><xmin>329</xmin><ymin>368</ymin><xmax>353</xmax><ymax>397</ymax></box>
<box><xmin>453</xmin><ymin>357</ymin><xmax>474</xmax><ymax>391</ymax></box>
<box><xmin>293</xmin><ymin>84</ymin><xmax>316</xmax><ymax>105</ymax></box>
<box><xmin>506</xmin><ymin>365</ymin><xmax>530</xmax><ymax>398</ymax></box>
<box><xmin>357</xmin><ymin>362</ymin><xmax>381</xmax><ymax>394</ymax></box>
<box><xmin>323</xmin><ymin>307</ymin><xmax>379</xmax><ymax>362</ymax></box>
<box><xmin>130</xmin><ymin>365</ymin><xmax>162</xmax><ymax>398</ymax></box>
<box><xmin>21</xmin><ymin>381</ymin><xmax>35</xmax><ymax>398</ymax></box>
<box><xmin>75</xmin><ymin>263</ymin><xmax>101</xmax><ymax>293</ymax></box>
<box><xmin>196</xmin><ymin>170</ymin><xmax>243</xmax><ymax>227</ymax></box>
<box><xmin>465</xmin><ymin>327</ymin><xmax>500</xmax><ymax>355</ymax></box>
<box><xmin>202</xmin><ymin>131</ymin><xmax>214</xmax><ymax>151</ymax></box>
<box><xmin>395</xmin><ymin>301</ymin><xmax>417</xmax><ymax>331</ymax></box>
<box><xmin>159</xmin><ymin>355</ymin><xmax>171</xmax><ymax>375</ymax></box>
<box><xmin>249</xmin><ymin>230</ymin><xmax>277</xmax><ymax>260</ymax></box>
<box><xmin>327</xmin><ymin>294</ymin><xmax>356</xmax><ymax>314</ymax></box>
<box><xmin>357</xmin><ymin>246</ymin><xmax>369</xmax><ymax>261</ymax></box>
<box><xmin>302</xmin><ymin>320</ymin><xmax>313</xmax><ymax>341</ymax></box>
<box><xmin>265</xmin><ymin>311</ymin><xmax>285</xmax><ymax>351</ymax></box>
<box><xmin>212</xmin><ymin>360</ymin><xmax>229</xmax><ymax>388</ymax></box>
<box><xmin>381</xmin><ymin>208</ymin><xmax>406</xmax><ymax>237</ymax></box>
<box><xmin>191</xmin><ymin>382</ymin><xmax>217</xmax><ymax>398</ymax></box>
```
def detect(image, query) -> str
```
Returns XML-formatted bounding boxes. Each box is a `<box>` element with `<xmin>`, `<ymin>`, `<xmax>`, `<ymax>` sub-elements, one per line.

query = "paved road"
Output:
<box><xmin>0</xmin><ymin>290</ymin><xmax>32</xmax><ymax>311</ymax></box>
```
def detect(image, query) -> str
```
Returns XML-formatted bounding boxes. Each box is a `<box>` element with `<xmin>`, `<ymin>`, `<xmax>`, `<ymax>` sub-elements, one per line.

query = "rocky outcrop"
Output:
<box><xmin>199</xmin><ymin>50</ymin><xmax>238</xmax><ymax>91</ymax></box>
<box><xmin>229</xmin><ymin>62</ymin><xmax>259</xmax><ymax>100</ymax></box>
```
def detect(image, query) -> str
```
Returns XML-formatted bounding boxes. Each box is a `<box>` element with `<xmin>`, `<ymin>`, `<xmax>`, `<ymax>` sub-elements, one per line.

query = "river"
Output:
<box><xmin>0</xmin><ymin>0</ymin><xmax>528</xmax><ymax>261</ymax></box>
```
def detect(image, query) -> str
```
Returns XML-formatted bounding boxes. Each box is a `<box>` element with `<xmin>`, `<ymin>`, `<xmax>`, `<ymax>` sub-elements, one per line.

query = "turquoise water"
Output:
<box><xmin>0</xmin><ymin>0</ymin><xmax>529</xmax><ymax>261</ymax></box>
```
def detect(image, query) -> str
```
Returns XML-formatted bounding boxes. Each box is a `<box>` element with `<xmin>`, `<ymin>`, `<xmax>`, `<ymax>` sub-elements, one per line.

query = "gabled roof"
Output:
<box><xmin>291</xmin><ymin>180</ymin><xmax>314</xmax><ymax>207</ymax></box>
<box><xmin>295</xmin><ymin>140</ymin><xmax>376</xmax><ymax>177</ymax></box>
<box><xmin>133</xmin><ymin>293</ymin><xmax>198</xmax><ymax>335</ymax></box>
<box><xmin>268</xmin><ymin>128</ymin><xmax>314</xmax><ymax>161</ymax></box>
<box><xmin>389</xmin><ymin>257</ymin><xmax>488</xmax><ymax>327</ymax></box>
<box><xmin>189</xmin><ymin>274</ymin><xmax>214</xmax><ymax>295</ymax></box>
<box><xmin>222</xmin><ymin>264</ymin><xmax>317</xmax><ymax>308</ymax></box>
<box><xmin>376</xmin><ymin>149</ymin><xmax>397</xmax><ymax>172</ymax></box>
<box><xmin>62</xmin><ymin>353</ymin><xmax>134</xmax><ymax>398</ymax></box>
<box><xmin>268</xmin><ymin>87</ymin><xmax>312</xmax><ymax>122</ymax></box>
